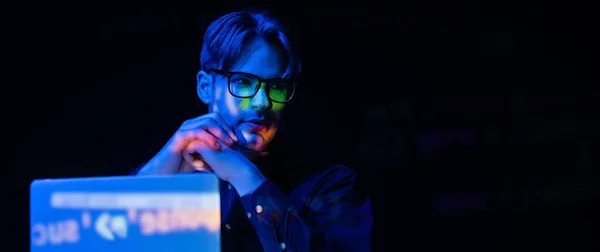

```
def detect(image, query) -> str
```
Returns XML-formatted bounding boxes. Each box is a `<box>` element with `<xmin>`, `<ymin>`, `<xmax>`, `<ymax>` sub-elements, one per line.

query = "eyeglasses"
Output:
<box><xmin>207</xmin><ymin>68</ymin><xmax>297</xmax><ymax>103</ymax></box>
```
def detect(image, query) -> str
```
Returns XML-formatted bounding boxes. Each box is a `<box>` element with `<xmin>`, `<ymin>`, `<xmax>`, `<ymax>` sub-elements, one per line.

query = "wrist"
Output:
<box><xmin>136</xmin><ymin>162</ymin><xmax>152</xmax><ymax>175</ymax></box>
<box><xmin>229</xmin><ymin>165</ymin><xmax>267</xmax><ymax>196</ymax></box>
<box><xmin>138</xmin><ymin>150</ymin><xmax>181</xmax><ymax>175</ymax></box>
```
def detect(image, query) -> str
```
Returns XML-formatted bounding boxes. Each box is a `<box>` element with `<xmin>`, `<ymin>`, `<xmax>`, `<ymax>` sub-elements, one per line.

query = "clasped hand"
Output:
<box><xmin>140</xmin><ymin>112</ymin><xmax>263</xmax><ymax>185</ymax></box>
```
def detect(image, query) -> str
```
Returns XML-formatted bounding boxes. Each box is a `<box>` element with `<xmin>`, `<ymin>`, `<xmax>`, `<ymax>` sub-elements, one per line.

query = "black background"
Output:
<box><xmin>6</xmin><ymin>2</ymin><xmax>599</xmax><ymax>251</ymax></box>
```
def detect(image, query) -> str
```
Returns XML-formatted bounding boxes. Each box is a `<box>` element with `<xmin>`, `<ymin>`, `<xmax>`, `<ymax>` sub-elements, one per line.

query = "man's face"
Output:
<box><xmin>203</xmin><ymin>39</ymin><xmax>286</xmax><ymax>152</ymax></box>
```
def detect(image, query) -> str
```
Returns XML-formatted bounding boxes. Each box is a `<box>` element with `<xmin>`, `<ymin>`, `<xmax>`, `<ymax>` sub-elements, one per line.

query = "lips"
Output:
<box><xmin>245</xmin><ymin>119</ymin><xmax>271</xmax><ymax>131</ymax></box>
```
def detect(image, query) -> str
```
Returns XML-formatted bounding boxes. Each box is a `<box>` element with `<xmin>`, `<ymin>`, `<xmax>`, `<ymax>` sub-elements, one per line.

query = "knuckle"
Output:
<box><xmin>198</xmin><ymin>131</ymin><xmax>216</xmax><ymax>142</ymax></box>
<box><xmin>173</xmin><ymin>131</ymin><xmax>187</xmax><ymax>141</ymax></box>
<box><xmin>206</xmin><ymin>117</ymin><xmax>219</xmax><ymax>125</ymax></box>
<box><xmin>181</xmin><ymin>118</ymin><xmax>195</xmax><ymax>126</ymax></box>
<box><xmin>194</xmin><ymin>130</ymin><xmax>208</xmax><ymax>139</ymax></box>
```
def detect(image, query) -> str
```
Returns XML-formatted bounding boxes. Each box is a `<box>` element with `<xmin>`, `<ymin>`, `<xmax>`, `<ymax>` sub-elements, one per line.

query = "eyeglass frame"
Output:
<box><xmin>206</xmin><ymin>68</ymin><xmax>298</xmax><ymax>103</ymax></box>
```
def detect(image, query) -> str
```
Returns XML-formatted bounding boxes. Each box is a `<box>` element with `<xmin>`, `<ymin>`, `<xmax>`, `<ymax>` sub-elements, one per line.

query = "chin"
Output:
<box><xmin>239</xmin><ymin>132</ymin><xmax>267</xmax><ymax>151</ymax></box>
<box><xmin>247</xmin><ymin>145</ymin><xmax>266</xmax><ymax>152</ymax></box>
<box><xmin>239</xmin><ymin>125</ymin><xmax>277</xmax><ymax>151</ymax></box>
<box><xmin>248</xmin><ymin>136</ymin><xmax>271</xmax><ymax>152</ymax></box>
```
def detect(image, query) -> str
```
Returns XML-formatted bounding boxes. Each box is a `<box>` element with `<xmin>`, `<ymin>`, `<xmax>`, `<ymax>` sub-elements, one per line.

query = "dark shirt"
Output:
<box><xmin>133</xmin><ymin>165</ymin><xmax>372</xmax><ymax>251</ymax></box>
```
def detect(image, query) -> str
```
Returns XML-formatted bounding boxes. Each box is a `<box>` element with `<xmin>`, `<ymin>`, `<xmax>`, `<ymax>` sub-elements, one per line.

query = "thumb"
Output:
<box><xmin>181</xmin><ymin>140</ymin><xmax>213</xmax><ymax>173</ymax></box>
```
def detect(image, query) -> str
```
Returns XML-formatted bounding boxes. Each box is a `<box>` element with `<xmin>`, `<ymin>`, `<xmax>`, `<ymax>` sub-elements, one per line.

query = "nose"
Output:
<box><xmin>250</xmin><ymin>82</ymin><xmax>272</xmax><ymax>111</ymax></box>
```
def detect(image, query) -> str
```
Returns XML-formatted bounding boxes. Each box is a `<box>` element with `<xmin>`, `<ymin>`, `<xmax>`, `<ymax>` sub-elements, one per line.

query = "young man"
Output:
<box><xmin>135</xmin><ymin>9</ymin><xmax>372</xmax><ymax>251</ymax></box>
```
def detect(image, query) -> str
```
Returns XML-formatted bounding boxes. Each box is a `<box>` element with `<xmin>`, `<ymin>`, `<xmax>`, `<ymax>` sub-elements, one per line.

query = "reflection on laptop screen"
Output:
<box><xmin>30</xmin><ymin>174</ymin><xmax>220</xmax><ymax>252</ymax></box>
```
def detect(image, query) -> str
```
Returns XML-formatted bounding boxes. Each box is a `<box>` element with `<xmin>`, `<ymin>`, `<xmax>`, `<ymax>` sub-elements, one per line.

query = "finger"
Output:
<box><xmin>170</xmin><ymin>130</ymin><xmax>197</xmax><ymax>153</ymax></box>
<box><xmin>182</xmin><ymin>116</ymin><xmax>236</xmax><ymax>145</ymax></box>
<box><xmin>172</xmin><ymin>128</ymin><xmax>221</xmax><ymax>154</ymax></box>
<box><xmin>179</xmin><ymin>158</ymin><xmax>199</xmax><ymax>173</ymax></box>
<box><xmin>193</xmin><ymin>129</ymin><xmax>223</xmax><ymax>150</ymax></box>
<box><xmin>208</xmin><ymin>113</ymin><xmax>238</xmax><ymax>142</ymax></box>
<box><xmin>182</xmin><ymin>112</ymin><xmax>237</xmax><ymax>142</ymax></box>
<box><xmin>203</xmin><ymin>123</ymin><xmax>235</xmax><ymax>147</ymax></box>
<box><xmin>179</xmin><ymin>142</ymin><xmax>200</xmax><ymax>173</ymax></box>
<box><xmin>181</xmin><ymin>146</ymin><xmax>202</xmax><ymax>171</ymax></box>
<box><xmin>182</xmin><ymin>140</ymin><xmax>213</xmax><ymax>172</ymax></box>
<box><xmin>202</xmin><ymin>116</ymin><xmax>236</xmax><ymax>144</ymax></box>
<box><xmin>188</xmin><ymin>140</ymin><xmax>215</xmax><ymax>172</ymax></box>
<box><xmin>180</xmin><ymin>157</ymin><xmax>212</xmax><ymax>173</ymax></box>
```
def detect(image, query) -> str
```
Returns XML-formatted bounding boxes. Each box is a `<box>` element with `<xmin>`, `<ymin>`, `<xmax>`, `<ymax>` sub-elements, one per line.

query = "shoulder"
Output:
<box><xmin>311</xmin><ymin>164</ymin><xmax>358</xmax><ymax>181</ymax></box>
<box><xmin>296</xmin><ymin>165</ymin><xmax>357</xmax><ymax>189</ymax></box>
<box><xmin>289</xmin><ymin>165</ymin><xmax>372</xmax><ymax>228</ymax></box>
<box><xmin>289</xmin><ymin>165</ymin><xmax>367</xmax><ymax>205</ymax></box>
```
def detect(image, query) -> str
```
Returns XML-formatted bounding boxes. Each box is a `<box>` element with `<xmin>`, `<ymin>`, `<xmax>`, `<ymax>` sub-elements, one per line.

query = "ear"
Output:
<box><xmin>196</xmin><ymin>70</ymin><xmax>212</xmax><ymax>104</ymax></box>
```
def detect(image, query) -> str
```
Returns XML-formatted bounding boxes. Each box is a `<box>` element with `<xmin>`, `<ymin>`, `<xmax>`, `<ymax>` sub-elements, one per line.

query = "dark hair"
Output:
<box><xmin>200</xmin><ymin>9</ymin><xmax>301</xmax><ymax>79</ymax></box>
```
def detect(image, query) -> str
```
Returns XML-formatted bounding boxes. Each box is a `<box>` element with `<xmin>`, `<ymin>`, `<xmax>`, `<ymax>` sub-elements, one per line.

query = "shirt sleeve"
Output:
<box><xmin>239</xmin><ymin>165</ymin><xmax>373</xmax><ymax>251</ymax></box>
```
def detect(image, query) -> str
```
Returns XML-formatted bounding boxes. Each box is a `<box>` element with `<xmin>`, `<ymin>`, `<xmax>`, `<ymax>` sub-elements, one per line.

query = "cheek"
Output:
<box><xmin>213</xmin><ymin>89</ymin><xmax>241</xmax><ymax>117</ymax></box>
<box><xmin>239</xmin><ymin>99</ymin><xmax>251</xmax><ymax>109</ymax></box>
<box><xmin>211</xmin><ymin>85</ymin><xmax>224</xmax><ymax>112</ymax></box>
<box><xmin>214</xmin><ymin>85</ymin><xmax>223</xmax><ymax>100</ymax></box>
<box><xmin>272</xmin><ymin>104</ymin><xmax>285</xmax><ymax>123</ymax></box>
<box><xmin>236</xmin><ymin>99</ymin><xmax>285</xmax><ymax>115</ymax></box>
<box><xmin>272</xmin><ymin>103</ymin><xmax>285</xmax><ymax>111</ymax></box>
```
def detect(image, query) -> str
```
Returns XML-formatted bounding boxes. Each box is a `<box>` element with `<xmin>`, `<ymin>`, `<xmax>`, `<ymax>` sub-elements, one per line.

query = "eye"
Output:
<box><xmin>231</xmin><ymin>76</ymin><xmax>254</xmax><ymax>87</ymax></box>
<box><xmin>269</xmin><ymin>80</ymin><xmax>289</xmax><ymax>92</ymax></box>
<box><xmin>271</xmin><ymin>83</ymin><xmax>282</xmax><ymax>90</ymax></box>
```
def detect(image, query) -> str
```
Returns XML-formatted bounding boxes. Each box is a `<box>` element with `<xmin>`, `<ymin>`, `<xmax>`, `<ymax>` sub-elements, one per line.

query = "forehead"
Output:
<box><xmin>231</xmin><ymin>39</ymin><xmax>284</xmax><ymax>79</ymax></box>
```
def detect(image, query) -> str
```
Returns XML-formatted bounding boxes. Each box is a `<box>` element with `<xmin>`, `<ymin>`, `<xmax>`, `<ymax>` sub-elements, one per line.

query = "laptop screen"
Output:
<box><xmin>30</xmin><ymin>174</ymin><xmax>221</xmax><ymax>252</ymax></box>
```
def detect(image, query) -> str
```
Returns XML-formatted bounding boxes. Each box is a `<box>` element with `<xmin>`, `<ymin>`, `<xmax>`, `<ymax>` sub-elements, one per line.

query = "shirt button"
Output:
<box><xmin>280</xmin><ymin>242</ymin><xmax>286</xmax><ymax>250</ymax></box>
<box><xmin>255</xmin><ymin>205</ymin><xmax>263</xmax><ymax>214</ymax></box>
<box><xmin>227</xmin><ymin>184</ymin><xmax>232</xmax><ymax>190</ymax></box>
<box><xmin>247</xmin><ymin>212</ymin><xmax>252</xmax><ymax>218</ymax></box>
<box><xmin>225</xmin><ymin>224</ymin><xmax>231</xmax><ymax>230</ymax></box>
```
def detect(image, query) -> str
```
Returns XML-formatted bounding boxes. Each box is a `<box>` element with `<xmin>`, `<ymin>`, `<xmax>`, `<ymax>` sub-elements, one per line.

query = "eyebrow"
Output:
<box><xmin>230</xmin><ymin>70</ymin><xmax>286</xmax><ymax>80</ymax></box>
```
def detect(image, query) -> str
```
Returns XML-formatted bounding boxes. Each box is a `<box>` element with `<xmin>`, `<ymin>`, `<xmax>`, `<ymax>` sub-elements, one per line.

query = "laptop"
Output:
<box><xmin>30</xmin><ymin>173</ymin><xmax>221</xmax><ymax>252</ymax></box>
